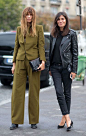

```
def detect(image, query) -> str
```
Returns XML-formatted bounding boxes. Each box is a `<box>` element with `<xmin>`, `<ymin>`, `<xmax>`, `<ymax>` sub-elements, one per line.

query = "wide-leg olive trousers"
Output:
<box><xmin>11</xmin><ymin>58</ymin><xmax>41</xmax><ymax>124</ymax></box>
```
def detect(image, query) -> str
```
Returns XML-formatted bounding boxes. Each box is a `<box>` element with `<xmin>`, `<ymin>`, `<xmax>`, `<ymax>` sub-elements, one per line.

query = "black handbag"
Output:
<box><xmin>29</xmin><ymin>58</ymin><xmax>41</xmax><ymax>72</ymax></box>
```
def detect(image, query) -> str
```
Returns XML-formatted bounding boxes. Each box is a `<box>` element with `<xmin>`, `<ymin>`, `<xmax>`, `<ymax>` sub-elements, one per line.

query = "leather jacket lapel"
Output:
<box><xmin>60</xmin><ymin>33</ymin><xmax>70</xmax><ymax>46</ymax></box>
<box><xmin>51</xmin><ymin>37</ymin><xmax>56</xmax><ymax>53</ymax></box>
<box><xmin>60</xmin><ymin>36</ymin><xmax>68</xmax><ymax>46</ymax></box>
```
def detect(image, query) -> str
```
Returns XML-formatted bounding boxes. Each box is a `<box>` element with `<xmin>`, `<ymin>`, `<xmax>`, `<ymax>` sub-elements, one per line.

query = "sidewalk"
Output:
<box><xmin>0</xmin><ymin>80</ymin><xmax>86</xmax><ymax>136</ymax></box>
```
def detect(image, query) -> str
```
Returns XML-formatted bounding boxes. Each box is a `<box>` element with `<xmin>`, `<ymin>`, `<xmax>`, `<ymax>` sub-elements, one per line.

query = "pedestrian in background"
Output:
<box><xmin>49</xmin><ymin>12</ymin><xmax>78</xmax><ymax>131</ymax></box>
<box><xmin>10</xmin><ymin>7</ymin><xmax>46</xmax><ymax>130</ymax></box>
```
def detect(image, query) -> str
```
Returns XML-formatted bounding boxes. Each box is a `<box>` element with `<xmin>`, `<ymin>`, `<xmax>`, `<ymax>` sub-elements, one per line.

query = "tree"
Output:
<box><xmin>0</xmin><ymin>0</ymin><xmax>22</xmax><ymax>31</ymax></box>
<box><xmin>69</xmin><ymin>17</ymin><xmax>80</xmax><ymax>30</ymax></box>
<box><xmin>36</xmin><ymin>12</ymin><xmax>86</xmax><ymax>32</ymax></box>
<box><xmin>69</xmin><ymin>16</ymin><xmax>86</xmax><ymax>30</ymax></box>
<box><xmin>36</xmin><ymin>12</ymin><xmax>54</xmax><ymax>32</ymax></box>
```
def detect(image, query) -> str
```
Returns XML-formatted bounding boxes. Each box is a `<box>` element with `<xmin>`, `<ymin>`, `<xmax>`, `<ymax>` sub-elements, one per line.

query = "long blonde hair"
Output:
<box><xmin>21</xmin><ymin>7</ymin><xmax>36</xmax><ymax>37</ymax></box>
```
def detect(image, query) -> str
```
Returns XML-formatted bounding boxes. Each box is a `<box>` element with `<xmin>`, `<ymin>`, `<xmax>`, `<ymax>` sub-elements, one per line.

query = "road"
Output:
<box><xmin>0</xmin><ymin>80</ymin><xmax>86</xmax><ymax>136</ymax></box>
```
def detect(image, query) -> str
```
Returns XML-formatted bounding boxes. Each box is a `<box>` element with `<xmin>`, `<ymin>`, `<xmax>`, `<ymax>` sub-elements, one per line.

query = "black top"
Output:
<box><xmin>51</xmin><ymin>32</ymin><xmax>63</xmax><ymax>65</ymax></box>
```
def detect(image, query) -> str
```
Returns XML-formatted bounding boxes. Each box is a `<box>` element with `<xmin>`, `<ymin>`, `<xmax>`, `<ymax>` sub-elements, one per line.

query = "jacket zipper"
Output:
<box><xmin>60</xmin><ymin>43</ymin><xmax>71</xmax><ymax>66</ymax></box>
<box><xmin>63</xmin><ymin>42</ymin><xmax>71</xmax><ymax>53</ymax></box>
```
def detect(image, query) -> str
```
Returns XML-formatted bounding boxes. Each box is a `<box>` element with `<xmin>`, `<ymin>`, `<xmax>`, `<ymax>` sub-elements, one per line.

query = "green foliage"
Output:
<box><xmin>0</xmin><ymin>0</ymin><xmax>22</xmax><ymax>31</ymax></box>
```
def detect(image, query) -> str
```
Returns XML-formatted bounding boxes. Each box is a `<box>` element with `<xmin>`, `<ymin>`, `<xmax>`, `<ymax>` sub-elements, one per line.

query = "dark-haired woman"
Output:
<box><xmin>10</xmin><ymin>7</ymin><xmax>46</xmax><ymax>130</ymax></box>
<box><xmin>49</xmin><ymin>12</ymin><xmax>78</xmax><ymax>131</ymax></box>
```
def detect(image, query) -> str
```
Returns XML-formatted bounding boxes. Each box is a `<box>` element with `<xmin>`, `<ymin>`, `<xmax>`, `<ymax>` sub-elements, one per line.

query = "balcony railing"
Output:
<box><xmin>50</xmin><ymin>0</ymin><xmax>61</xmax><ymax>5</ymax></box>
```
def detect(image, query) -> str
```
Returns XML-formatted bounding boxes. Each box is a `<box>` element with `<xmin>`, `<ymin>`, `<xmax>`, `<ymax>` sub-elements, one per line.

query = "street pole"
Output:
<box><xmin>77</xmin><ymin>0</ymin><xmax>82</xmax><ymax>30</ymax></box>
<box><xmin>79</xmin><ymin>1</ymin><xmax>82</xmax><ymax>30</ymax></box>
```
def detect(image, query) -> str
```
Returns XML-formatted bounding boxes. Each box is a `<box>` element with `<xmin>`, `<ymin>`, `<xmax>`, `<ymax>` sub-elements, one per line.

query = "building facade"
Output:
<box><xmin>22</xmin><ymin>0</ymin><xmax>86</xmax><ymax>18</ymax></box>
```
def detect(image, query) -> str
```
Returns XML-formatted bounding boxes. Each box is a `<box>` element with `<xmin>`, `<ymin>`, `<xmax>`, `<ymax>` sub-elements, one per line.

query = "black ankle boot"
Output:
<box><xmin>10</xmin><ymin>124</ymin><xmax>18</xmax><ymax>130</ymax></box>
<box><xmin>67</xmin><ymin>120</ymin><xmax>73</xmax><ymax>131</ymax></box>
<box><xmin>31</xmin><ymin>124</ymin><xmax>37</xmax><ymax>129</ymax></box>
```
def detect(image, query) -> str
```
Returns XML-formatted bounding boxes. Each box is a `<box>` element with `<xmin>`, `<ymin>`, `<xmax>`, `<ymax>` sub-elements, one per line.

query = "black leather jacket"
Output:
<box><xmin>49</xmin><ymin>29</ymin><xmax>78</xmax><ymax>74</ymax></box>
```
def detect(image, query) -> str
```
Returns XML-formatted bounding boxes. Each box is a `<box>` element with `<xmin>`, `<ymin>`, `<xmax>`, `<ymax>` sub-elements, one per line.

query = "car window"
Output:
<box><xmin>0</xmin><ymin>33</ymin><xmax>50</xmax><ymax>50</ymax></box>
<box><xmin>0</xmin><ymin>34</ymin><xmax>16</xmax><ymax>47</ymax></box>
<box><xmin>44</xmin><ymin>35</ymin><xmax>50</xmax><ymax>50</ymax></box>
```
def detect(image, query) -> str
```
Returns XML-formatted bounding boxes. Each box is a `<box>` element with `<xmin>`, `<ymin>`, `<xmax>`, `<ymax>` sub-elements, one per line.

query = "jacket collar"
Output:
<box><xmin>51</xmin><ymin>31</ymin><xmax>70</xmax><ymax>52</ymax></box>
<box><xmin>60</xmin><ymin>31</ymin><xmax>70</xmax><ymax>45</ymax></box>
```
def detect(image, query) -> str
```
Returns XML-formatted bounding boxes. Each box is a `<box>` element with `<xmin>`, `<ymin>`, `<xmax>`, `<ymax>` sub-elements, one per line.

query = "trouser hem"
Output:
<box><xmin>12</xmin><ymin>121</ymin><xmax>24</xmax><ymax>124</ymax></box>
<box><xmin>62</xmin><ymin>113</ymin><xmax>70</xmax><ymax>115</ymax></box>
<box><xmin>29</xmin><ymin>122</ymin><xmax>39</xmax><ymax>124</ymax></box>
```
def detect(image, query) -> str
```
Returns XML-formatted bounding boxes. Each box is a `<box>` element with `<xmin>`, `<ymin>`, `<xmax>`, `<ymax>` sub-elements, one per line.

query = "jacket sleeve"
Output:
<box><xmin>71</xmin><ymin>32</ymin><xmax>78</xmax><ymax>74</ymax></box>
<box><xmin>13</xmin><ymin>27</ymin><xmax>20</xmax><ymax>63</ymax></box>
<box><xmin>38</xmin><ymin>25</ymin><xmax>46</xmax><ymax>61</ymax></box>
<box><xmin>49</xmin><ymin>34</ymin><xmax>53</xmax><ymax>71</ymax></box>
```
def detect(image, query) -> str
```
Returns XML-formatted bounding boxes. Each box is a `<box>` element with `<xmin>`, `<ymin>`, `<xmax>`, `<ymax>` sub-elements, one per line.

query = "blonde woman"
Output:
<box><xmin>10</xmin><ymin>7</ymin><xmax>46</xmax><ymax>130</ymax></box>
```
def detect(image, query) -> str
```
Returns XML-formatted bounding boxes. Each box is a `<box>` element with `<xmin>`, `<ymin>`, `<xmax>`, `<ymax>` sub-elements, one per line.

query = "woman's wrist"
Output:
<box><xmin>13</xmin><ymin>62</ymin><xmax>16</xmax><ymax>67</ymax></box>
<box><xmin>42</xmin><ymin>61</ymin><xmax>45</xmax><ymax>64</ymax></box>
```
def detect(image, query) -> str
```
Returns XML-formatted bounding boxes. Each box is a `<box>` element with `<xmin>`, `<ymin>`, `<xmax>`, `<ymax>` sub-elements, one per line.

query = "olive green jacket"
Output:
<box><xmin>13</xmin><ymin>25</ymin><xmax>46</xmax><ymax>62</ymax></box>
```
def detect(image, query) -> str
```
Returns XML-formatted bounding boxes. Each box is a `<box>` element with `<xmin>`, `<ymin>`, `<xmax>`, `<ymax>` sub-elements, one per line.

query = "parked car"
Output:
<box><xmin>0</xmin><ymin>31</ymin><xmax>53</xmax><ymax>87</ymax></box>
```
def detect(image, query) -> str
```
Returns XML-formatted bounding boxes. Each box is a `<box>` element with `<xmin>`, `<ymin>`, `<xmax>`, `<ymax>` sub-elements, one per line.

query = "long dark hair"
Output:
<box><xmin>51</xmin><ymin>12</ymin><xmax>70</xmax><ymax>37</ymax></box>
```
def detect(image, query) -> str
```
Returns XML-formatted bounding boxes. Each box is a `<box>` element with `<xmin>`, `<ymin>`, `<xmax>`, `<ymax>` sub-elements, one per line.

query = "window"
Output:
<box><xmin>65</xmin><ymin>8</ymin><xmax>69</xmax><ymax>16</ymax></box>
<box><xmin>31</xmin><ymin>5</ymin><xmax>35</xmax><ymax>8</ymax></box>
<box><xmin>41</xmin><ymin>6</ymin><xmax>45</xmax><ymax>12</ymax></box>
<box><xmin>50</xmin><ymin>0</ymin><xmax>58</xmax><ymax>1</ymax></box>
<box><xmin>22</xmin><ymin>4</ymin><xmax>26</xmax><ymax>9</ymax></box>
<box><xmin>44</xmin><ymin>36</ymin><xmax>50</xmax><ymax>50</ymax></box>
<box><xmin>84</xmin><ymin>6</ymin><xmax>86</xmax><ymax>12</ymax></box>
<box><xmin>0</xmin><ymin>34</ymin><xmax>16</xmax><ymax>47</ymax></box>
<box><xmin>51</xmin><ymin>7</ymin><xmax>58</xmax><ymax>15</ymax></box>
<box><xmin>66</xmin><ymin>0</ymin><xmax>69</xmax><ymax>3</ymax></box>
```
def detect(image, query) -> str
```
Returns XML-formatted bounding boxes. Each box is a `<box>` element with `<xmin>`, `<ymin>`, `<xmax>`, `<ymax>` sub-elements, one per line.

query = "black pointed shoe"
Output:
<box><xmin>67</xmin><ymin>120</ymin><xmax>73</xmax><ymax>131</ymax></box>
<box><xmin>10</xmin><ymin>124</ymin><xmax>18</xmax><ymax>130</ymax></box>
<box><xmin>31</xmin><ymin>124</ymin><xmax>37</xmax><ymax>129</ymax></box>
<box><xmin>58</xmin><ymin>123</ymin><xmax>65</xmax><ymax>129</ymax></box>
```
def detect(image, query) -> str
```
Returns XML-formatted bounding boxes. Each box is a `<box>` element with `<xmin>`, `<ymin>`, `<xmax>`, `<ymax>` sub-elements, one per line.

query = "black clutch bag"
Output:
<box><xmin>29</xmin><ymin>58</ymin><xmax>41</xmax><ymax>72</ymax></box>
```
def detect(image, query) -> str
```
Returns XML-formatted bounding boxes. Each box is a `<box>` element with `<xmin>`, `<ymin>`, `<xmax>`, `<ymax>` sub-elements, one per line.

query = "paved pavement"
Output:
<box><xmin>0</xmin><ymin>80</ymin><xmax>86</xmax><ymax>136</ymax></box>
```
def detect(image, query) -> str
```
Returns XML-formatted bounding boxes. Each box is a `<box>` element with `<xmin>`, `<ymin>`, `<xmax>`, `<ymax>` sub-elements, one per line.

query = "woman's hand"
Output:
<box><xmin>70</xmin><ymin>72</ymin><xmax>76</xmax><ymax>80</ymax></box>
<box><xmin>11</xmin><ymin>63</ymin><xmax>16</xmax><ymax>74</ymax></box>
<box><xmin>37</xmin><ymin>61</ymin><xmax>45</xmax><ymax>71</ymax></box>
<box><xmin>49</xmin><ymin>71</ymin><xmax>52</xmax><ymax>76</ymax></box>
